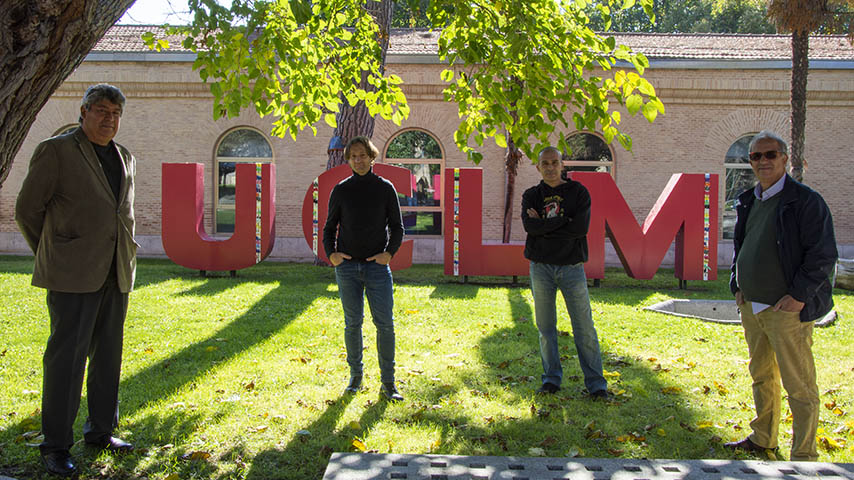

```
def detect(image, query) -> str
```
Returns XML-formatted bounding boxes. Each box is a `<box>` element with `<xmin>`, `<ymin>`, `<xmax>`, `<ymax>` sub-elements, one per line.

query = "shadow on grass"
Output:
<box><xmin>0</xmin><ymin>259</ymin><xmax>341</xmax><ymax>479</ymax></box>
<box><xmin>241</xmin><ymin>394</ymin><xmax>389</xmax><ymax>480</ymax></box>
<box><xmin>390</xmin><ymin>285</ymin><xmax>726</xmax><ymax>463</ymax></box>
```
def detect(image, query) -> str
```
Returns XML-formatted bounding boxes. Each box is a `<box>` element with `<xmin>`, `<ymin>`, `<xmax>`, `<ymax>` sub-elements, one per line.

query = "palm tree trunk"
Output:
<box><xmin>789</xmin><ymin>29</ymin><xmax>809</xmax><ymax>182</ymax></box>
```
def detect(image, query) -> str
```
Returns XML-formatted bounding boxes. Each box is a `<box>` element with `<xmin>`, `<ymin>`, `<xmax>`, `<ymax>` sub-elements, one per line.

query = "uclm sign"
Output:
<box><xmin>162</xmin><ymin>163</ymin><xmax>718</xmax><ymax>281</ymax></box>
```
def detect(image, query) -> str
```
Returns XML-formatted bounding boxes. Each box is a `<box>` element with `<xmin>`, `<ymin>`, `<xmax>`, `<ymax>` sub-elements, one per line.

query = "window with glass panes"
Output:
<box><xmin>214</xmin><ymin>128</ymin><xmax>273</xmax><ymax>234</ymax></box>
<box><xmin>383</xmin><ymin>129</ymin><xmax>443</xmax><ymax>236</ymax></box>
<box><xmin>562</xmin><ymin>132</ymin><xmax>614</xmax><ymax>176</ymax></box>
<box><xmin>723</xmin><ymin>134</ymin><xmax>757</xmax><ymax>239</ymax></box>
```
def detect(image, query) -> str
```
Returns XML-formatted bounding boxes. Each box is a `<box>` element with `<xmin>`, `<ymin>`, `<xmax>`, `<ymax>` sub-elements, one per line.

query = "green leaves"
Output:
<box><xmin>145</xmin><ymin>0</ymin><xmax>661</xmax><ymax>159</ymax></box>
<box><xmin>148</xmin><ymin>0</ymin><xmax>410</xmax><ymax>141</ymax></box>
<box><xmin>432</xmin><ymin>0</ymin><xmax>662</xmax><ymax>161</ymax></box>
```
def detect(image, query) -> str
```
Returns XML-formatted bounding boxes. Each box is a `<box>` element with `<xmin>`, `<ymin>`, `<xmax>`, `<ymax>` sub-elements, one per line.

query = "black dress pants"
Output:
<box><xmin>39</xmin><ymin>277</ymin><xmax>128</xmax><ymax>454</ymax></box>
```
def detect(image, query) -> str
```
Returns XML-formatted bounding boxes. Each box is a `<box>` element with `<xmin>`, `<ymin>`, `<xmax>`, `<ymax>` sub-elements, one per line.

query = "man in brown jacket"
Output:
<box><xmin>15</xmin><ymin>84</ymin><xmax>137</xmax><ymax>477</ymax></box>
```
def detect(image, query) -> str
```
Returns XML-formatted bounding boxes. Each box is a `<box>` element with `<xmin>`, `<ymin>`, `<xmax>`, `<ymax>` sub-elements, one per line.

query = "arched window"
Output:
<box><xmin>214</xmin><ymin>128</ymin><xmax>273</xmax><ymax>234</ymax></box>
<box><xmin>383</xmin><ymin>129</ymin><xmax>444</xmax><ymax>236</ymax></box>
<box><xmin>562</xmin><ymin>132</ymin><xmax>614</xmax><ymax>176</ymax></box>
<box><xmin>723</xmin><ymin>134</ymin><xmax>757</xmax><ymax>239</ymax></box>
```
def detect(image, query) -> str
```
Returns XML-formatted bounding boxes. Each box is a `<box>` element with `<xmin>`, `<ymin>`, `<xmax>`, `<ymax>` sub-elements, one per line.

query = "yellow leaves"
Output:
<box><xmin>428</xmin><ymin>439</ymin><xmax>441</xmax><ymax>453</ymax></box>
<box><xmin>656</xmin><ymin>428</ymin><xmax>667</xmax><ymax>437</ymax></box>
<box><xmin>825</xmin><ymin>400</ymin><xmax>846</xmax><ymax>416</ymax></box>
<box><xmin>661</xmin><ymin>386</ymin><xmax>682</xmax><ymax>395</ymax></box>
<box><xmin>603</xmin><ymin>370</ymin><xmax>621</xmax><ymax>378</ymax></box>
<box><xmin>348</xmin><ymin>420</ymin><xmax>361</xmax><ymax>430</ymax></box>
<box><xmin>144</xmin><ymin>347</ymin><xmax>154</xmax><ymax>354</ymax></box>
<box><xmin>164</xmin><ymin>474</ymin><xmax>181</xmax><ymax>480</ymax></box>
<box><xmin>248</xmin><ymin>425</ymin><xmax>268</xmax><ymax>433</ymax></box>
<box><xmin>817</xmin><ymin>428</ymin><xmax>846</xmax><ymax>451</ymax></box>
<box><xmin>615</xmin><ymin>432</ymin><xmax>646</xmax><ymax>443</ymax></box>
<box><xmin>351</xmin><ymin>438</ymin><xmax>367</xmax><ymax>452</ymax></box>
<box><xmin>181</xmin><ymin>451</ymin><xmax>212</xmax><ymax>461</ymax></box>
<box><xmin>204</xmin><ymin>345</ymin><xmax>218</xmax><ymax>352</ymax></box>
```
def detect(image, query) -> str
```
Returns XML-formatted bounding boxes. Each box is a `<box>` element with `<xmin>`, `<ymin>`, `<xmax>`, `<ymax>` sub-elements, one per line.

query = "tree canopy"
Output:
<box><xmin>147</xmin><ymin>0</ymin><xmax>664</xmax><ymax>163</ymax></box>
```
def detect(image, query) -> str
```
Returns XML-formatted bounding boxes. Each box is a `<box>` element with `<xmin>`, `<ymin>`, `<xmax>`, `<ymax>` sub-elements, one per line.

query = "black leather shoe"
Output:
<box><xmin>536</xmin><ymin>382</ymin><xmax>560</xmax><ymax>395</ymax></box>
<box><xmin>723</xmin><ymin>436</ymin><xmax>769</xmax><ymax>453</ymax></box>
<box><xmin>344</xmin><ymin>375</ymin><xmax>362</xmax><ymax>394</ymax></box>
<box><xmin>380</xmin><ymin>382</ymin><xmax>404</xmax><ymax>402</ymax></box>
<box><xmin>589</xmin><ymin>389</ymin><xmax>614</xmax><ymax>401</ymax></box>
<box><xmin>86</xmin><ymin>436</ymin><xmax>134</xmax><ymax>453</ymax></box>
<box><xmin>41</xmin><ymin>450</ymin><xmax>77</xmax><ymax>477</ymax></box>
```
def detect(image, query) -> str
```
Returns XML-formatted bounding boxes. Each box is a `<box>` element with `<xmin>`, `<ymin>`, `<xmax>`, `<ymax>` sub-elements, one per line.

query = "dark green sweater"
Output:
<box><xmin>735</xmin><ymin>195</ymin><xmax>787</xmax><ymax>305</ymax></box>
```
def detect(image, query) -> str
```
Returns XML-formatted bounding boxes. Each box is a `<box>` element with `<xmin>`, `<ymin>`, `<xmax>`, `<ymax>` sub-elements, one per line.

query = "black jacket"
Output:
<box><xmin>730</xmin><ymin>175</ymin><xmax>837</xmax><ymax>322</ymax></box>
<box><xmin>322</xmin><ymin>170</ymin><xmax>404</xmax><ymax>261</ymax></box>
<box><xmin>521</xmin><ymin>179</ymin><xmax>590</xmax><ymax>266</ymax></box>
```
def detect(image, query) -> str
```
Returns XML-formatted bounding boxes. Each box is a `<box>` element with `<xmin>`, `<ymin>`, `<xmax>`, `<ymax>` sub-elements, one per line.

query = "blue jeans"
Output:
<box><xmin>335</xmin><ymin>260</ymin><xmax>396</xmax><ymax>383</ymax></box>
<box><xmin>529</xmin><ymin>261</ymin><xmax>607</xmax><ymax>393</ymax></box>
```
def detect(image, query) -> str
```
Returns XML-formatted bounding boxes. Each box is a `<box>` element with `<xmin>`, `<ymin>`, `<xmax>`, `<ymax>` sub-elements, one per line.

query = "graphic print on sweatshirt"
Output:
<box><xmin>543</xmin><ymin>194</ymin><xmax>563</xmax><ymax>218</ymax></box>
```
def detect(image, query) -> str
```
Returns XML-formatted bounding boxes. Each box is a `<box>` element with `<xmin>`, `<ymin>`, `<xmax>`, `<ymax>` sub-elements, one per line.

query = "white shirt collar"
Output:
<box><xmin>753</xmin><ymin>174</ymin><xmax>786</xmax><ymax>202</ymax></box>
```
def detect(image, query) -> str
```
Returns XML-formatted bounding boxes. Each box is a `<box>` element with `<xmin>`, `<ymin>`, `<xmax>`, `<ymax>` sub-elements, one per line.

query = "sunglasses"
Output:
<box><xmin>748</xmin><ymin>151</ymin><xmax>783</xmax><ymax>161</ymax></box>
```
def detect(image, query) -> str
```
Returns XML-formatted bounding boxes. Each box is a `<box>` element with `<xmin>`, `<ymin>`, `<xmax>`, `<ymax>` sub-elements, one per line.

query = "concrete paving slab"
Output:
<box><xmin>323</xmin><ymin>452</ymin><xmax>854</xmax><ymax>479</ymax></box>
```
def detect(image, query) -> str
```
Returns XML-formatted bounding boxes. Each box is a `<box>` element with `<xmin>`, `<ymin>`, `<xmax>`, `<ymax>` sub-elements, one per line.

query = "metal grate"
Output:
<box><xmin>324</xmin><ymin>453</ymin><xmax>854</xmax><ymax>480</ymax></box>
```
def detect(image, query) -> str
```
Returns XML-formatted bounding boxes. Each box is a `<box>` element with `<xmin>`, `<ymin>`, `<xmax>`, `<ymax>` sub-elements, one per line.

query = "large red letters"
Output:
<box><xmin>162</xmin><ymin>163</ymin><xmax>276</xmax><ymax>271</ymax></box>
<box><xmin>161</xmin><ymin>163</ymin><xmax>717</xmax><ymax>280</ymax></box>
<box><xmin>442</xmin><ymin>169</ymin><xmax>717</xmax><ymax>280</ymax></box>
<box><xmin>576</xmin><ymin>171</ymin><xmax>718</xmax><ymax>280</ymax></box>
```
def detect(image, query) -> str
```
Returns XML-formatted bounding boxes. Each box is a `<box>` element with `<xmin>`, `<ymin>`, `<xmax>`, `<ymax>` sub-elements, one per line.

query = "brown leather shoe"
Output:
<box><xmin>723</xmin><ymin>437</ymin><xmax>768</xmax><ymax>453</ymax></box>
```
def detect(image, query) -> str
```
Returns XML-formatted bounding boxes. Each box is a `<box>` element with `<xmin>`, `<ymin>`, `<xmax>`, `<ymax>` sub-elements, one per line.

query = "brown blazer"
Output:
<box><xmin>15</xmin><ymin>128</ymin><xmax>137</xmax><ymax>293</ymax></box>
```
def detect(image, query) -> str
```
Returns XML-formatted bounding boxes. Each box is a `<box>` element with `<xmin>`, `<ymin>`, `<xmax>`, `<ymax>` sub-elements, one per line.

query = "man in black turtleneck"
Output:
<box><xmin>323</xmin><ymin>136</ymin><xmax>405</xmax><ymax>401</ymax></box>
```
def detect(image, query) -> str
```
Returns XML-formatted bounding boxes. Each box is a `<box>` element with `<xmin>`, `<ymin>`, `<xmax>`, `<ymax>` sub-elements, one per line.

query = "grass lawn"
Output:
<box><xmin>1</xmin><ymin>256</ymin><xmax>852</xmax><ymax>479</ymax></box>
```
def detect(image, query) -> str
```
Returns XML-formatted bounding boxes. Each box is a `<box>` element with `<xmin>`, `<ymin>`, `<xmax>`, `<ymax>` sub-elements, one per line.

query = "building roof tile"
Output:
<box><xmin>98</xmin><ymin>25</ymin><xmax>854</xmax><ymax>61</ymax></box>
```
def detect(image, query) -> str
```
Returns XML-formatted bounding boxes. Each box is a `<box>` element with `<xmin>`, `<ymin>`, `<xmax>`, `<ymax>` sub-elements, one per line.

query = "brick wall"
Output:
<box><xmin>2</xmin><ymin>58</ymin><xmax>853</xmax><ymax>261</ymax></box>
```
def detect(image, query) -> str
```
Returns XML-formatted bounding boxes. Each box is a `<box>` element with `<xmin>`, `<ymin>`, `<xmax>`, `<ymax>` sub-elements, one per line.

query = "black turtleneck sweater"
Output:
<box><xmin>323</xmin><ymin>170</ymin><xmax>404</xmax><ymax>261</ymax></box>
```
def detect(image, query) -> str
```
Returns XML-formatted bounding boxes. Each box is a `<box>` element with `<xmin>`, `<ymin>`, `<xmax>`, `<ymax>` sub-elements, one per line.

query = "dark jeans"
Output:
<box><xmin>334</xmin><ymin>260</ymin><xmax>396</xmax><ymax>383</ymax></box>
<box><xmin>40</xmin><ymin>278</ymin><xmax>128</xmax><ymax>454</ymax></box>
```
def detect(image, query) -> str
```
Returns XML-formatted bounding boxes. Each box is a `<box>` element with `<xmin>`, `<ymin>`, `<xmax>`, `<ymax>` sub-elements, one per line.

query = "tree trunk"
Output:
<box><xmin>789</xmin><ymin>29</ymin><xmax>809</xmax><ymax>182</ymax></box>
<box><xmin>0</xmin><ymin>0</ymin><xmax>135</xmax><ymax>190</ymax></box>
<box><xmin>325</xmin><ymin>0</ymin><xmax>393</xmax><ymax>169</ymax></box>
<box><xmin>502</xmin><ymin>141</ymin><xmax>522</xmax><ymax>243</ymax></box>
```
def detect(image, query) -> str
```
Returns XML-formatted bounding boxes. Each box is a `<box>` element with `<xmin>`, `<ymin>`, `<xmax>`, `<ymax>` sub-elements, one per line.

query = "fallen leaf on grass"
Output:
<box><xmin>539</xmin><ymin>436</ymin><xmax>557</xmax><ymax>447</ymax></box>
<box><xmin>351</xmin><ymin>438</ymin><xmax>367</xmax><ymax>452</ymax></box>
<box><xmin>204</xmin><ymin>346</ymin><xmax>218</xmax><ymax>352</ymax></box>
<box><xmin>181</xmin><ymin>451</ymin><xmax>211</xmax><ymax>461</ymax></box>
<box><xmin>603</xmin><ymin>370</ymin><xmax>620</xmax><ymax>378</ymax></box>
<box><xmin>566</xmin><ymin>446</ymin><xmax>582</xmax><ymax>458</ymax></box>
<box><xmin>164</xmin><ymin>474</ymin><xmax>180</xmax><ymax>480</ymax></box>
<box><xmin>248</xmin><ymin>425</ymin><xmax>268</xmax><ymax>433</ymax></box>
<box><xmin>607</xmin><ymin>448</ymin><xmax>625</xmax><ymax>456</ymax></box>
<box><xmin>15</xmin><ymin>431</ymin><xmax>41</xmax><ymax>443</ymax></box>
<box><xmin>243</xmin><ymin>381</ymin><xmax>255</xmax><ymax>391</ymax></box>
<box><xmin>528</xmin><ymin>447</ymin><xmax>546</xmax><ymax>456</ymax></box>
<box><xmin>661</xmin><ymin>386</ymin><xmax>682</xmax><ymax>395</ymax></box>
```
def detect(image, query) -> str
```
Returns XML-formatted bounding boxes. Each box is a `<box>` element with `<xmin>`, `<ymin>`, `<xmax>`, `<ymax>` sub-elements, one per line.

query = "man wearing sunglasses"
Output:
<box><xmin>726</xmin><ymin>130</ymin><xmax>837</xmax><ymax>461</ymax></box>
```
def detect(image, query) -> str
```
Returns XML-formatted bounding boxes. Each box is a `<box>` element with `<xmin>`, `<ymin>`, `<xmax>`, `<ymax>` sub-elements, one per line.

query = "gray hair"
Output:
<box><xmin>748</xmin><ymin>130</ymin><xmax>788</xmax><ymax>155</ymax></box>
<box><xmin>79</xmin><ymin>84</ymin><xmax>126</xmax><ymax>123</ymax></box>
<box><xmin>538</xmin><ymin>146</ymin><xmax>562</xmax><ymax>162</ymax></box>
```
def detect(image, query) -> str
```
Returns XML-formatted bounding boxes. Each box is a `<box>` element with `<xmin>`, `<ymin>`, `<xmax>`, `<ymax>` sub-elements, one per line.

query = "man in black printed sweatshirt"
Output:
<box><xmin>521</xmin><ymin>146</ymin><xmax>609</xmax><ymax>399</ymax></box>
<box><xmin>323</xmin><ymin>136</ymin><xmax>405</xmax><ymax>401</ymax></box>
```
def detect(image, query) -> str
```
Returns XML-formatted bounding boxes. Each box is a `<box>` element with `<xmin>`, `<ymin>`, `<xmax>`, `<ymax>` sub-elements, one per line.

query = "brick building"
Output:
<box><xmin>2</xmin><ymin>27</ymin><xmax>853</xmax><ymax>267</ymax></box>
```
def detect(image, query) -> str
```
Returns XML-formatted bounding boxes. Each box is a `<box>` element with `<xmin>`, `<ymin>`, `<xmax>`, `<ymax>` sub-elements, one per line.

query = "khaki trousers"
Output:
<box><xmin>740</xmin><ymin>302</ymin><xmax>819</xmax><ymax>461</ymax></box>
